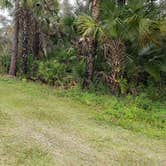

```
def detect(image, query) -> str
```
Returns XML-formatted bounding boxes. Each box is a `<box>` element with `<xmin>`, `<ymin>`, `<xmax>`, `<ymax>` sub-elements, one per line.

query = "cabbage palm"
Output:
<box><xmin>21</xmin><ymin>0</ymin><xmax>32</xmax><ymax>74</ymax></box>
<box><xmin>77</xmin><ymin>0</ymin><xmax>166</xmax><ymax>93</ymax></box>
<box><xmin>77</xmin><ymin>0</ymin><xmax>101</xmax><ymax>89</ymax></box>
<box><xmin>77</xmin><ymin>0</ymin><xmax>126</xmax><ymax>93</ymax></box>
<box><xmin>124</xmin><ymin>1</ymin><xmax>166</xmax><ymax>82</ymax></box>
<box><xmin>103</xmin><ymin>0</ymin><xmax>166</xmax><ymax>89</ymax></box>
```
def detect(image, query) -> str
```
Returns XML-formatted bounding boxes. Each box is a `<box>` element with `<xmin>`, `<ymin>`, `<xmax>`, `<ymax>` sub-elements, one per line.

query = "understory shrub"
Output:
<box><xmin>0</xmin><ymin>51</ymin><xmax>10</xmax><ymax>74</ymax></box>
<box><xmin>36</xmin><ymin>47</ymin><xmax>84</xmax><ymax>87</ymax></box>
<box><xmin>38</xmin><ymin>60</ymin><xmax>65</xmax><ymax>85</ymax></box>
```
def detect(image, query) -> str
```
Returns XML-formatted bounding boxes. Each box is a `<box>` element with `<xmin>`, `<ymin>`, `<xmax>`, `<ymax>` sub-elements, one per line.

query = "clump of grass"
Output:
<box><xmin>16</xmin><ymin>146</ymin><xmax>55</xmax><ymax>166</ymax></box>
<box><xmin>0</xmin><ymin>109</ymin><xmax>13</xmax><ymax>127</ymax></box>
<box><xmin>3</xmin><ymin>143</ymin><xmax>55</xmax><ymax>166</ymax></box>
<box><xmin>23</xmin><ymin>107</ymin><xmax>68</xmax><ymax>126</ymax></box>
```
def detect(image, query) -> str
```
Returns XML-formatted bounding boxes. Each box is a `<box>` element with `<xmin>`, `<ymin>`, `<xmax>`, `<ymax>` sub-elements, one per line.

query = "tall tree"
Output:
<box><xmin>9</xmin><ymin>0</ymin><xmax>20</xmax><ymax>76</ymax></box>
<box><xmin>82</xmin><ymin>0</ymin><xmax>100</xmax><ymax>89</ymax></box>
<box><xmin>21</xmin><ymin>0</ymin><xmax>59</xmax><ymax>74</ymax></box>
<box><xmin>21</xmin><ymin>6</ymin><xmax>30</xmax><ymax>75</ymax></box>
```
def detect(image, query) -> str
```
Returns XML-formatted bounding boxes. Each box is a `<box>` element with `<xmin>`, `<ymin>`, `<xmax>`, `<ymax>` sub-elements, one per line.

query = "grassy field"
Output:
<box><xmin>0</xmin><ymin>76</ymin><xmax>166</xmax><ymax>166</ymax></box>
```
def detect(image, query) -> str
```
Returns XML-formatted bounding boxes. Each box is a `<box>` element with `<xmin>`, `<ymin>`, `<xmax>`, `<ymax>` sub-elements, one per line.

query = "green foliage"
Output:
<box><xmin>38</xmin><ymin>60</ymin><xmax>65</xmax><ymax>85</ymax></box>
<box><xmin>76</xmin><ymin>14</ymin><xmax>103</xmax><ymax>39</ymax></box>
<box><xmin>0</xmin><ymin>0</ymin><xmax>13</xmax><ymax>8</ymax></box>
<box><xmin>72</xmin><ymin>58</ymin><xmax>85</xmax><ymax>80</ymax></box>
<box><xmin>0</xmin><ymin>49</ymin><xmax>10</xmax><ymax>74</ymax></box>
<box><xmin>1</xmin><ymin>0</ymin><xmax>165</xmax><ymax>95</ymax></box>
<box><xmin>119</xmin><ymin>78</ymin><xmax>128</xmax><ymax>95</ymax></box>
<box><xmin>26</xmin><ymin>54</ymin><xmax>39</xmax><ymax>78</ymax></box>
<box><xmin>58</xmin><ymin>87</ymin><xmax>166</xmax><ymax>139</ymax></box>
<box><xmin>1</xmin><ymin>0</ymin><xmax>166</xmax><ymax>96</ymax></box>
<box><xmin>36</xmin><ymin>46</ymin><xmax>85</xmax><ymax>87</ymax></box>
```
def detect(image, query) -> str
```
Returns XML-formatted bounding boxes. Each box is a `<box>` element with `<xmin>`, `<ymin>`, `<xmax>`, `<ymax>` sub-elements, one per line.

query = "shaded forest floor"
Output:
<box><xmin>0</xmin><ymin>77</ymin><xmax>166</xmax><ymax>166</ymax></box>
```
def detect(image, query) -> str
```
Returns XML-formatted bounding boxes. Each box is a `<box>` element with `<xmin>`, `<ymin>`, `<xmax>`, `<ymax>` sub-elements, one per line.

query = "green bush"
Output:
<box><xmin>39</xmin><ymin>47</ymin><xmax>84</xmax><ymax>86</ymax></box>
<box><xmin>0</xmin><ymin>51</ymin><xmax>10</xmax><ymax>74</ymax></box>
<box><xmin>135</xmin><ymin>93</ymin><xmax>153</xmax><ymax>111</ymax></box>
<box><xmin>72</xmin><ymin>59</ymin><xmax>85</xmax><ymax>80</ymax></box>
<box><xmin>26</xmin><ymin>55</ymin><xmax>39</xmax><ymax>78</ymax></box>
<box><xmin>38</xmin><ymin>60</ymin><xmax>65</xmax><ymax>85</ymax></box>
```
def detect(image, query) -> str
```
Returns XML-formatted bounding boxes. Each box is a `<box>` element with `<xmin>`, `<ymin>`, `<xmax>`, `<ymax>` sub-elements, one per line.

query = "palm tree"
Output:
<box><xmin>91</xmin><ymin>0</ymin><xmax>100</xmax><ymax>20</ymax></box>
<box><xmin>21</xmin><ymin>6</ymin><xmax>30</xmax><ymax>74</ymax></box>
<box><xmin>20</xmin><ymin>0</ymin><xmax>59</xmax><ymax>74</ymax></box>
<box><xmin>77</xmin><ymin>0</ymin><xmax>165</xmax><ymax>93</ymax></box>
<box><xmin>82</xmin><ymin>0</ymin><xmax>100</xmax><ymax>89</ymax></box>
<box><xmin>124</xmin><ymin>1</ymin><xmax>166</xmax><ymax>82</ymax></box>
<box><xmin>9</xmin><ymin>0</ymin><xmax>20</xmax><ymax>76</ymax></box>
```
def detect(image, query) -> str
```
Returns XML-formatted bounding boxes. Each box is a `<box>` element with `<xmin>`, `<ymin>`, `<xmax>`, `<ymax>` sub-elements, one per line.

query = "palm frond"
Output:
<box><xmin>76</xmin><ymin>14</ymin><xmax>103</xmax><ymax>39</ymax></box>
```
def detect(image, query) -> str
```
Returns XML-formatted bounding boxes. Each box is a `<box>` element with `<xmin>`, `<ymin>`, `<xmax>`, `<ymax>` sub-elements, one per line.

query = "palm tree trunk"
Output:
<box><xmin>32</xmin><ymin>19</ymin><xmax>40</xmax><ymax>59</ymax></box>
<box><xmin>117</xmin><ymin>0</ymin><xmax>126</xmax><ymax>6</ymax></box>
<box><xmin>9</xmin><ymin>0</ymin><xmax>19</xmax><ymax>76</ymax></box>
<box><xmin>83</xmin><ymin>0</ymin><xmax>100</xmax><ymax>89</ymax></box>
<box><xmin>83</xmin><ymin>38</ymin><xmax>98</xmax><ymax>88</ymax></box>
<box><xmin>91</xmin><ymin>0</ymin><xmax>100</xmax><ymax>20</ymax></box>
<box><xmin>22</xmin><ymin>8</ymin><xmax>30</xmax><ymax>75</ymax></box>
<box><xmin>104</xmin><ymin>39</ymin><xmax>125</xmax><ymax>94</ymax></box>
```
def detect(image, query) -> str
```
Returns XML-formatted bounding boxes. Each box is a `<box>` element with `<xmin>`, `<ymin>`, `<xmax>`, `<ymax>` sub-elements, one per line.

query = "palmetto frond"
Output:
<box><xmin>76</xmin><ymin>14</ymin><xmax>103</xmax><ymax>40</ymax></box>
<box><xmin>138</xmin><ymin>18</ymin><xmax>159</xmax><ymax>47</ymax></box>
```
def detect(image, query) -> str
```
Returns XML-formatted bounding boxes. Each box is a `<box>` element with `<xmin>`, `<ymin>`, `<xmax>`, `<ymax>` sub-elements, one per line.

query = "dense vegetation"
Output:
<box><xmin>0</xmin><ymin>0</ymin><xmax>166</xmax><ymax>137</ymax></box>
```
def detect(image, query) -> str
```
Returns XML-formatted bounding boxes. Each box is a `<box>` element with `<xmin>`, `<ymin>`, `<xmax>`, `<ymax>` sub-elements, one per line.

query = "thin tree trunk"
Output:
<box><xmin>9</xmin><ymin>0</ymin><xmax>19</xmax><ymax>76</ymax></box>
<box><xmin>22</xmin><ymin>9</ymin><xmax>30</xmax><ymax>75</ymax></box>
<box><xmin>117</xmin><ymin>0</ymin><xmax>126</xmax><ymax>6</ymax></box>
<box><xmin>83</xmin><ymin>0</ymin><xmax>100</xmax><ymax>89</ymax></box>
<box><xmin>32</xmin><ymin>19</ymin><xmax>40</xmax><ymax>59</ymax></box>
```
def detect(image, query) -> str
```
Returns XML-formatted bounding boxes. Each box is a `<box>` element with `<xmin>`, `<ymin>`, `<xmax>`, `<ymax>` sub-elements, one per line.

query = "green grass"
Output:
<box><xmin>1</xmin><ymin>142</ymin><xmax>55</xmax><ymax>166</ymax></box>
<box><xmin>57</xmin><ymin>87</ymin><xmax>166</xmax><ymax>139</ymax></box>
<box><xmin>0</xmin><ymin>76</ymin><xmax>166</xmax><ymax>165</ymax></box>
